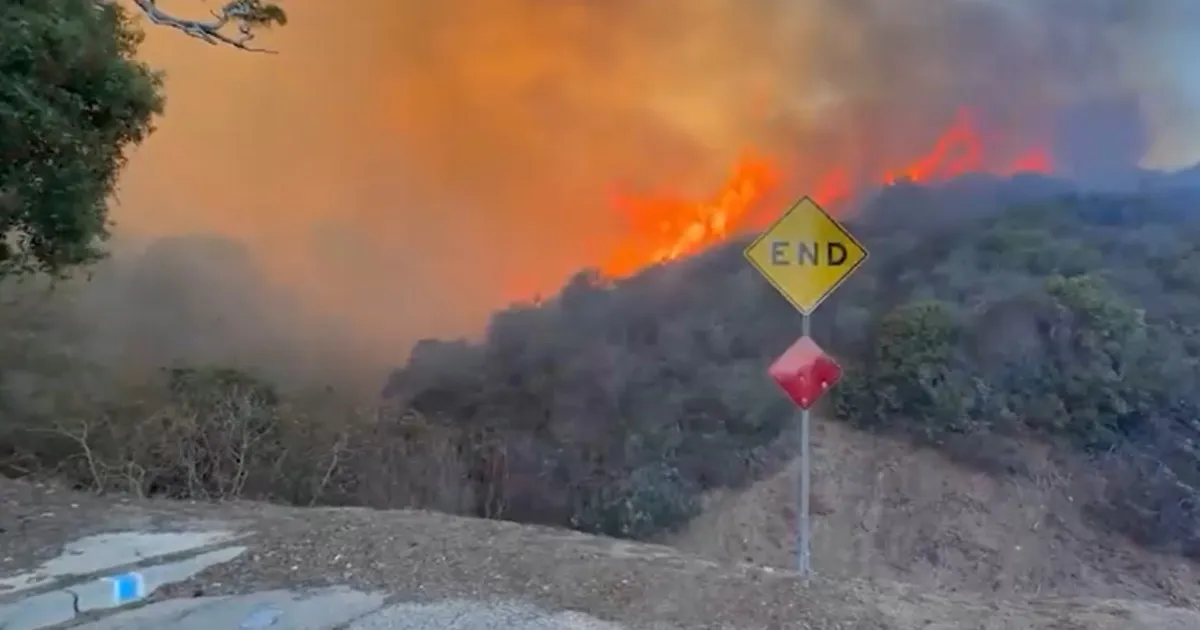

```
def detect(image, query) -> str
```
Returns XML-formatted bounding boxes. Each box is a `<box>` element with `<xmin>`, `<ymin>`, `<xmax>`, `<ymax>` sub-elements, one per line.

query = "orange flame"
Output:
<box><xmin>602</xmin><ymin>108</ymin><xmax>1052</xmax><ymax>276</ymax></box>
<box><xmin>602</xmin><ymin>154</ymin><xmax>780</xmax><ymax>277</ymax></box>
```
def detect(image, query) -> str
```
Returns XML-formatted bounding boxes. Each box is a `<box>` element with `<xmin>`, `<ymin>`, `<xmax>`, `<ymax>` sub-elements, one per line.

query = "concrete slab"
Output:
<box><xmin>0</xmin><ymin>590</ymin><xmax>76</xmax><ymax>630</ymax></box>
<box><xmin>0</xmin><ymin>545</ymin><xmax>247</xmax><ymax>630</ymax></box>
<box><xmin>0</xmin><ymin>530</ymin><xmax>239</xmax><ymax>594</ymax></box>
<box><xmin>72</xmin><ymin>587</ymin><xmax>387</xmax><ymax>630</ymax></box>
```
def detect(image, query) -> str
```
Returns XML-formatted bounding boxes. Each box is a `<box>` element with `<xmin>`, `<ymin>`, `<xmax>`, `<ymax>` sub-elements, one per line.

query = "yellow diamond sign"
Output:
<box><xmin>744</xmin><ymin>196</ymin><xmax>868</xmax><ymax>315</ymax></box>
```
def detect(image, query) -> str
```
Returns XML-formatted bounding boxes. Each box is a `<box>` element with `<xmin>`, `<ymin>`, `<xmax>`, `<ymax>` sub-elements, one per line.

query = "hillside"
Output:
<box><xmin>3</xmin><ymin>476</ymin><xmax>1200</xmax><ymax>629</ymax></box>
<box><xmin>7</xmin><ymin>175</ymin><xmax>1200</xmax><ymax>626</ymax></box>
<box><xmin>10</xmin><ymin>1</ymin><xmax>1200</xmax><ymax>626</ymax></box>
<box><xmin>384</xmin><ymin>175</ymin><xmax>1200</xmax><ymax>558</ymax></box>
<box><xmin>671</xmin><ymin>417</ymin><xmax>1200</xmax><ymax>606</ymax></box>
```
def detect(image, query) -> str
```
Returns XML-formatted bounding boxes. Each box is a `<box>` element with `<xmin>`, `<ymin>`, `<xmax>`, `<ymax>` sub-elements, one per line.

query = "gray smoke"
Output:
<box><xmin>1053</xmin><ymin>98</ymin><xmax>1150</xmax><ymax>189</ymax></box>
<box><xmin>769</xmin><ymin>0</ymin><xmax>1199</xmax><ymax>181</ymax></box>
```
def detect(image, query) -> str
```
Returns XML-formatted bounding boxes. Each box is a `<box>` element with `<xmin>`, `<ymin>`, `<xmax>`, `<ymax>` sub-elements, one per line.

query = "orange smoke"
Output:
<box><xmin>110</xmin><ymin>0</ymin><xmax>1104</xmax><ymax>369</ymax></box>
<box><xmin>602</xmin><ymin>108</ymin><xmax>1053</xmax><ymax>276</ymax></box>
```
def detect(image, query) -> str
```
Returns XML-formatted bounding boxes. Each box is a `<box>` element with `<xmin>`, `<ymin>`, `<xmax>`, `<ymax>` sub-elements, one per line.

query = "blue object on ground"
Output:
<box><xmin>109</xmin><ymin>573</ymin><xmax>144</xmax><ymax>605</ymax></box>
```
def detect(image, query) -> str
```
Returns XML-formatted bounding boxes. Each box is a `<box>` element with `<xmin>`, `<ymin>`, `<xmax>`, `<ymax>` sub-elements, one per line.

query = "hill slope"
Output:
<box><xmin>2</xmin><ymin>477</ymin><xmax>1200</xmax><ymax>629</ymax></box>
<box><xmin>384</xmin><ymin>177</ymin><xmax>1200</xmax><ymax>556</ymax></box>
<box><xmin>670</xmin><ymin>417</ymin><xmax>1200</xmax><ymax>607</ymax></box>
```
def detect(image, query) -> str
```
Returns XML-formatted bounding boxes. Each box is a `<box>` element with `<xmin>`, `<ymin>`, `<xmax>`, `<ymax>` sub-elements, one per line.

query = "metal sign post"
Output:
<box><xmin>744</xmin><ymin>196</ymin><xmax>867</xmax><ymax>579</ymax></box>
<box><xmin>797</xmin><ymin>313</ymin><xmax>811</xmax><ymax>575</ymax></box>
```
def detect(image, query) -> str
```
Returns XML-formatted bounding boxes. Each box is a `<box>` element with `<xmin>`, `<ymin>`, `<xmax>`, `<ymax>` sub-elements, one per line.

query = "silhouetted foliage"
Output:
<box><xmin>388</xmin><ymin>177</ymin><xmax>1200</xmax><ymax>550</ymax></box>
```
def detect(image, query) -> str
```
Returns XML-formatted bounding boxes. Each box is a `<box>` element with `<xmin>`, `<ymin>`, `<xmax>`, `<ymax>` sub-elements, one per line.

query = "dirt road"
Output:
<box><xmin>1</xmin><ymin>478</ymin><xmax>1198</xmax><ymax>629</ymax></box>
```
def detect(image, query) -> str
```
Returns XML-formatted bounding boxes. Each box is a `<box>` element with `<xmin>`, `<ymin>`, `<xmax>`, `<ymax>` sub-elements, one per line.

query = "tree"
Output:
<box><xmin>0</xmin><ymin>0</ymin><xmax>286</xmax><ymax>279</ymax></box>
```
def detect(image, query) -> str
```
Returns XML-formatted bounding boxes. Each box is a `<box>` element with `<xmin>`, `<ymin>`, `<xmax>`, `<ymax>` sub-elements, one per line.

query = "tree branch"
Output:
<box><xmin>120</xmin><ymin>0</ymin><xmax>288</xmax><ymax>53</ymax></box>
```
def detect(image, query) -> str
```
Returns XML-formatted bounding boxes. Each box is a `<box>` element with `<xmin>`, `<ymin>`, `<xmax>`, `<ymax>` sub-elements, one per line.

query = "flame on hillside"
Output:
<box><xmin>602</xmin><ymin>109</ymin><xmax>1052</xmax><ymax>277</ymax></box>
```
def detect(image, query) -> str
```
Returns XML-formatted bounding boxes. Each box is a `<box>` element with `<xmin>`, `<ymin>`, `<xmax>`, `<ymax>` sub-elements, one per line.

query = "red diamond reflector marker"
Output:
<box><xmin>768</xmin><ymin>336</ymin><xmax>842</xmax><ymax>410</ymax></box>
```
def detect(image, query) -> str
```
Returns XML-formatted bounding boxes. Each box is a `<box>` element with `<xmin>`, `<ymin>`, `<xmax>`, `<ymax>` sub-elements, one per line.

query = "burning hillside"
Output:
<box><xmin>602</xmin><ymin>108</ymin><xmax>1053</xmax><ymax>277</ymax></box>
<box><xmin>385</xmin><ymin>175</ymin><xmax>1200</xmax><ymax>557</ymax></box>
<box><xmin>8</xmin><ymin>0</ymin><xmax>1200</xmax><ymax>598</ymax></box>
<box><xmin>112</xmin><ymin>0</ymin><xmax>1197</xmax><ymax>363</ymax></box>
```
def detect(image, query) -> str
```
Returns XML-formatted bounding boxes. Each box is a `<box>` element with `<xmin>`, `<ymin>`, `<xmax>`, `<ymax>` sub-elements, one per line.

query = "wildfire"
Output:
<box><xmin>602</xmin><ymin>109</ymin><xmax>1052</xmax><ymax>276</ymax></box>
<box><xmin>603</xmin><ymin>155</ymin><xmax>780</xmax><ymax>277</ymax></box>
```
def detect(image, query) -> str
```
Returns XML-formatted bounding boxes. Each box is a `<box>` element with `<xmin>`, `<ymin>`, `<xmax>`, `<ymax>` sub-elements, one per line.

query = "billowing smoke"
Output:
<box><xmin>1053</xmin><ymin>98</ymin><xmax>1149</xmax><ymax>189</ymax></box>
<box><xmin>93</xmin><ymin>0</ymin><xmax>1200</xmax><ymax>379</ymax></box>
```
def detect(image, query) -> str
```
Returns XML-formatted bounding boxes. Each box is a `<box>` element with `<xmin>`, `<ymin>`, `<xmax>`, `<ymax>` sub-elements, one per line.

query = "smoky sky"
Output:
<box><xmin>100</xmin><ymin>0</ymin><xmax>1200</xmax><ymax>376</ymax></box>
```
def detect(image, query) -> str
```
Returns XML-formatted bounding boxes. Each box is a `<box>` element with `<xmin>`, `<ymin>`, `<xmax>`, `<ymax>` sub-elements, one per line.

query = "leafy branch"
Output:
<box><xmin>118</xmin><ymin>0</ymin><xmax>288</xmax><ymax>52</ymax></box>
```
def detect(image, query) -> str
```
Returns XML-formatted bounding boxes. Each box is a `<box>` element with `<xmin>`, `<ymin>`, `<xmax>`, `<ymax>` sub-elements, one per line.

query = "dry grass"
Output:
<box><xmin>0</xmin><ymin>361</ymin><xmax>487</xmax><ymax>518</ymax></box>
<box><xmin>670</xmin><ymin>417</ymin><xmax>1200</xmax><ymax>607</ymax></box>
